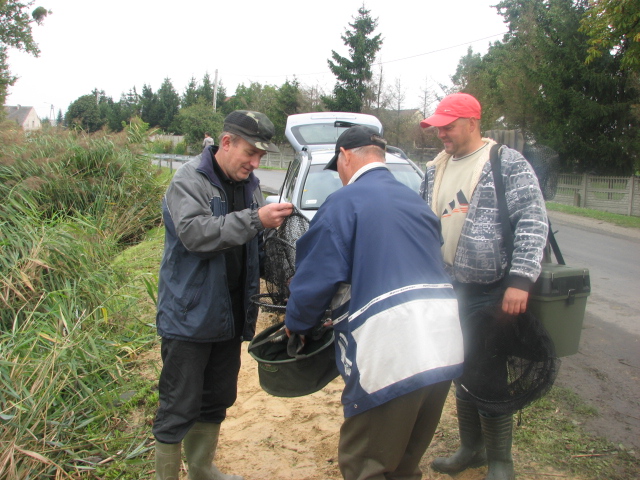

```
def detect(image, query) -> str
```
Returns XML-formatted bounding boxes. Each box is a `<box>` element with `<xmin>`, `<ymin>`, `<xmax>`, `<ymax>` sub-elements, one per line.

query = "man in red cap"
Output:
<box><xmin>419</xmin><ymin>93</ymin><xmax>548</xmax><ymax>480</ymax></box>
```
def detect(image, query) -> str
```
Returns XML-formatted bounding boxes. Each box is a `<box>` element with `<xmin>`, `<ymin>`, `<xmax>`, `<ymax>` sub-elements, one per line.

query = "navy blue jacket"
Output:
<box><xmin>285</xmin><ymin>167</ymin><xmax>463</xmax><ymax>417</ymax></box>
<box><xmin>156</xmin><ymin>148</ymin><xmax>265</xmax><ymax>342</ymax></box>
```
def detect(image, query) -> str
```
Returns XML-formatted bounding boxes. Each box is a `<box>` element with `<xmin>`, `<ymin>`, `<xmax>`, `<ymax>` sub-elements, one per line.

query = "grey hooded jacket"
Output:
<box><xmin>420</xmin><ymin>139</ymin><xmax>548</xmax><ymax>291</ymax></box>
<box><xmin>156</xmin><ymin>147</ymin><xmax>266</xmax><ymax>342</ymax></box>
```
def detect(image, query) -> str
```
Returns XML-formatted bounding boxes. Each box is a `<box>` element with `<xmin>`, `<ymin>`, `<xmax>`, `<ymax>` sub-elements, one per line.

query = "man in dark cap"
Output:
<box><xmin>285</xmin><ymin>125</ymin><xmax>464</xmax><ymax>480</ymax></box>
<box><xmin>153</xmin><ymin>110</ymin><xmax>293</xmax><ymax>480</ymax></box>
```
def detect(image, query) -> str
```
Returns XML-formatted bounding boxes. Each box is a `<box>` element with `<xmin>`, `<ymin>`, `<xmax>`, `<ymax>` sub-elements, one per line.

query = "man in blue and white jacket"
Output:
<box><xmin>285</xmin><ymin>125</ymin><xmax>464</xmax><ymax>480</ymax></box>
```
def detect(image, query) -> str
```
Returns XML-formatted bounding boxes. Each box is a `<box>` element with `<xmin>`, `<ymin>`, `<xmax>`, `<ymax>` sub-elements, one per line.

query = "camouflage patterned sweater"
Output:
<box><xmin>420</xmin><ymin>139</ymin><xmax>548</xmax><ymax>291</ymax></box>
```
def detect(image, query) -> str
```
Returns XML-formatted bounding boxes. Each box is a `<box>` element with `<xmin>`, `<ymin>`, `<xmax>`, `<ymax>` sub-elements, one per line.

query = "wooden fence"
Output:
<box><xmin>554</xmin><ymin>174</ymin><xmax>640</xmax><ymax>217</ymax></box>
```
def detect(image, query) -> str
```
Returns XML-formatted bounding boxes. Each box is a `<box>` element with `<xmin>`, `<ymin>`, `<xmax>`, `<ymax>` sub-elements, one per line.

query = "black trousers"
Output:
<box><xmin>152</xmin><ymin>336</ymin><xmax>242</xmax><ymax>444</ymax></box>
<box><xmin>453</xmin><ymin>280</ymin><xmax>507</xmax><ymax>416</ymax></box>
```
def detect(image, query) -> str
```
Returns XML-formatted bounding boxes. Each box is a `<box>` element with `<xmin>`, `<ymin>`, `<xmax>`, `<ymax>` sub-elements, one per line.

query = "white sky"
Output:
<box><xmin>5</xmin><ymin>0</ymin><xmax>507</xmax><ymax>122</ymax></box>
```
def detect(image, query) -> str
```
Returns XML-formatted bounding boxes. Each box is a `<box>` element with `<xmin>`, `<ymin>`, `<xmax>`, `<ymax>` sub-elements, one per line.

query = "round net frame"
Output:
<box><xmin>251</xmin><ymin>209</ymin><xmax>309</xmax><ymax>314</ymax></box>
<box><xmin>523</xmin><ymin>143</ymin><xmax>559</xmax><ymax>201</ymax></box>
<box><xmin>484</xmin><ymin>129</ymin><xmax>559</xmax><ymax>201</ymax></box>
<box><xmin>455</xmin><ymin>305</ymin><xmax>560</xmax><ymax>415</ymax></box>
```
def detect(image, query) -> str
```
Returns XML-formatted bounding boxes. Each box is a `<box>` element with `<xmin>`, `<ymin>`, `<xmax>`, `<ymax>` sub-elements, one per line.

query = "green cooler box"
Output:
<box><xmin>528</xmin><ymin>263</ymin><xmax>591</xmax><ymax>357</ymax></box>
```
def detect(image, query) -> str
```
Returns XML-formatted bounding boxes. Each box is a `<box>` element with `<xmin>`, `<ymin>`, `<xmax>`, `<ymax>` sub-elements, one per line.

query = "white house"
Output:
<box><xmin>3</xmin><ymin>105</ymin><xmax>42</xmax><ymax>130</ymax></box>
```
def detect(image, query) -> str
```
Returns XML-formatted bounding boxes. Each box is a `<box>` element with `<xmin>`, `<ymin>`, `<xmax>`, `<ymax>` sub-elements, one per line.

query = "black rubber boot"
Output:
<box><xmin>480</xmin><ymin>414</ymin><xmax>516</xmax><ymax>480</ymax></box>
<box><xmin>431</xmin><ymin>397</ymin><xmax>487</xmax><ymax>474</ymax></box>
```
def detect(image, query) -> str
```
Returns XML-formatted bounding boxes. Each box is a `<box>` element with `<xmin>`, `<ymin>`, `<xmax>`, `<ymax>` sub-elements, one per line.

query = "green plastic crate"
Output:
<box><xmin>528</xmin><ymin>263</ymin><xmax>591</xmax><ymax>357</ymax></box>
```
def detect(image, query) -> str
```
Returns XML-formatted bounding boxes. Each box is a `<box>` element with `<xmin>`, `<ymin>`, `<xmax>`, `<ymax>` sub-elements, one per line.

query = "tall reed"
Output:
<box><xmin>0</xmin><ymin>125</ymin><xmax>167</xmax><ymax>477</ymax></box>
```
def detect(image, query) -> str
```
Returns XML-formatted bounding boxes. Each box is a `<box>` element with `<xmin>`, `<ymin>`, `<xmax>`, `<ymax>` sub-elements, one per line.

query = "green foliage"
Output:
<box><xmin>157</xmin><ymin>77</ymin><xmax>180</xmax><ymax>132</ymax></box>
<box><xmin>581</xmin><ymin>0</ymin><xmax>640</xmax><ymax>72</ymax></box>
<box><xmin>0</xmin><ymin>126</ymin><xmax>168</xmax><ymax>477</ymax></box>
<box><xmin>324</xmin><ymin>5</ymin><xmax>383</xmax><ymax>113</ymax></box>
<box><xmin>0</xmin><ymin>1</ymin><xmax>50</xmax><ymax>104</ymax></box>
<box><xmin>65</xmin><ymin>93</ymin><xmax>105</xmax><ymax>132</ymax></box>
<box><xmin>454</xmin><ymin>0</ymin><xmax>640</xmax><ymax>175</ymax></box>
<box><xmin>173</xmin><ymin>101</ymin><xmax>224</xmax><ymax>152</ymax></box>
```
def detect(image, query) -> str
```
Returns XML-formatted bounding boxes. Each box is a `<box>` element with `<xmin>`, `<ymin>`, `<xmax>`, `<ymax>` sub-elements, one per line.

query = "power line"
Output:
<box><xmin>222</xmin><ymin>32</ymin><xmax>508</xmax><ymax>79</ymax></box>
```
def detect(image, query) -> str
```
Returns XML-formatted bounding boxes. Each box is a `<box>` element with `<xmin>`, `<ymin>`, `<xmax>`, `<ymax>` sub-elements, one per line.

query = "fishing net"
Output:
<box><xmin>455</xmin><ymin>305</ymin><xmax>560</xmax><ymax>415</ymax></box>
<box><xmin>253</xmin><ymin>209</ymin><xmax>309</xmax><ymax>313</ymax></box>
<box><xmin>523</xmin><ymin>142</ymin><xmax>559</xmax><ymax>200</ymax></box>
<box><xmin>485</xmin><ymin>129</ymin><xmax>559</xmax><ymax>200</ymax></box>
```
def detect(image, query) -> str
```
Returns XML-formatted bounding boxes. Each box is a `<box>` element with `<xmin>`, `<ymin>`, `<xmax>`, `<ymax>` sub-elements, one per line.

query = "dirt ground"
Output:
<box><xmin>161</xmin><ymin>214</ymin><xmax>640</xmax><ymax>480</ymax></box>
<box><xmin>203</xmin><ymin>314</ymin><xmax>586</xmax><ymax>480</ymax></box>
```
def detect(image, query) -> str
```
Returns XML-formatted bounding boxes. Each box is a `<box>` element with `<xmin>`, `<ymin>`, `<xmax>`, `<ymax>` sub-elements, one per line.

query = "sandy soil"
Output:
<box><xmin>205</xmin><ymin>314</ymin><xmax>586</xmax><ymax>480</ymax></box>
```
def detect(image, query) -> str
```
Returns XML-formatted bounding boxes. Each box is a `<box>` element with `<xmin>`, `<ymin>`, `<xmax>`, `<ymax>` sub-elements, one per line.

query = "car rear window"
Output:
<box><xmin>299</xmin><ymin>163</ymin><xmax>422</xmax><ymax>211</ymax></box>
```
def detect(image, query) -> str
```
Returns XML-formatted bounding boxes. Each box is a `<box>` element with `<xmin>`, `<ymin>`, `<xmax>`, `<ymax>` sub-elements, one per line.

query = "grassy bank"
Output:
<box><xmin>0</xmin><ymin>123</ymin><xmax>169</xmax><ymax>478</ymax></box>
<box><xmin>546</xmin><ymin>202</ymin><xmax>640</xmax><ymax>229</ymax></box>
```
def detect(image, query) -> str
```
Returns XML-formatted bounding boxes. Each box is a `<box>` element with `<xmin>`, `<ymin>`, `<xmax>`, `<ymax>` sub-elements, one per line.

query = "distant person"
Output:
<box><xmin>203</xmin><ymin>132</ymin><xmax>214</xmax><ymax>148</ymax></box>
<box><xmin>285</xmin><ymin>125</ymin><xmax>464</xmax><ymax>480</ymax></box>
<box><xmin>420</xmin><ymin>93</ymin><xmax>548</xmax><ymax>480</ymax></box>
<box><xmin>153</xmin><ymin>110</ymin><xmax>293</xmax><ymax>480</ymax></box>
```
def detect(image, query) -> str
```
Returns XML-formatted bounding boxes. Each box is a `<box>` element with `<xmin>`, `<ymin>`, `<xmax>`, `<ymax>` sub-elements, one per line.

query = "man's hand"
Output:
<box><xmin>258</xmin><ymin>202</ymin><xmax>293</xmax><ymax>229</ymax></box>
<box><xmin>501</xmin><ymin>287</ymin><xmax>529</xmax><ymax>315</ymax></box>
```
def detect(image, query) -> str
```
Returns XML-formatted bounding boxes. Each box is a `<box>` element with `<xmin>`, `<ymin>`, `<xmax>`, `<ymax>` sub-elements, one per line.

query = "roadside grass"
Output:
<box><xmin>546</xmin><ymin>201</ymin><xmax>640</xmax><ymax>229</ymax></box>
<box><xmin>513</xmin><ymin>387</ymin><xmax>639</xmax><ymax>479</ymax></box>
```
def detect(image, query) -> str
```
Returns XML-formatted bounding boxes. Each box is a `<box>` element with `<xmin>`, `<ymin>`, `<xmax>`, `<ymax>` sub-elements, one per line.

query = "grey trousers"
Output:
<box><xmin>338</xmin><ymin>380</ymin><xmax>451</xmax><ymax>480</ymax></box>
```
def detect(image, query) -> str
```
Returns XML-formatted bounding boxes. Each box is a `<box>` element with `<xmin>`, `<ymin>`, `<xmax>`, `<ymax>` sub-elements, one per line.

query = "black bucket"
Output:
<box><xmin>248</xmin><ymin>321</ymin><xmax>340</xmax><ymax>397</ymax></box>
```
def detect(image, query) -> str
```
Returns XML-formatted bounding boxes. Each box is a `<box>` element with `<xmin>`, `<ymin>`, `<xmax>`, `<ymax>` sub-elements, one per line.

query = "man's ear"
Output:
<box><xmin>220</xmin><ymin>134</ymin><xmax>232</xmax><ymax>151</ymax></box>
<box><xmin>468</xmin><ymin>117</ymin><xmax>480</xmax><ymax>134</ymax></box>
<box><xmin>341</xmin><ymin>147</ymin><xmax>351</xmax><ymax>167</ymax></box>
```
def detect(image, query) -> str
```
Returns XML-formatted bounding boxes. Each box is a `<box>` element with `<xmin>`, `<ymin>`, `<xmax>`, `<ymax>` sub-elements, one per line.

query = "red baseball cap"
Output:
<box><xmin>420</xmin><ymin>93</ymin><xmax>482</xmax><ymax>128</ymax></box>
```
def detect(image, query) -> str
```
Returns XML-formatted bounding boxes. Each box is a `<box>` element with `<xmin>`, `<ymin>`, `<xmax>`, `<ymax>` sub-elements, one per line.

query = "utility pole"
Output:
<box><xmin>213</xmin><ymin>69</ymin><xmax>218</xmax><ymax>112</ymax></box>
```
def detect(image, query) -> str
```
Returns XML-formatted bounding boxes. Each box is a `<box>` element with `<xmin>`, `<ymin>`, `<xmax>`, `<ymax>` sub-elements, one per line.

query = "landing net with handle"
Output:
<box><xmin>253</xmin><ymin>209</ymin><xmax>309</xmax><ymax>313</ymax></box>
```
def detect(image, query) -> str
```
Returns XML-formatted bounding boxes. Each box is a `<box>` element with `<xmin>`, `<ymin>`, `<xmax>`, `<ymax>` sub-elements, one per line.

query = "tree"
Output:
<box><xmin>272</xmin><ymin>78</ymin><xmax>302</xmax><ymax>143</ymax></box>
<box><xmin>0</xmin><ymin>1</ymin><xmax>50</xmax><ymax>106</ymax></box>
<box><xmin>323</xmin><ymin>5</ymin><xmax>383</xmax><ymax>112</ymax></box>
<box><xmin>182</xmin><ymin>76</ymin><xmax>199</xmax><ymax>108</ymax></box>
<box><xmin>65</xmin><ymin>94</ymin><xmax>104</xmax><ymax>132</ymax></box>
<box><xmin>197</xmin><ymin>72</ymin><xmax>214</xmax><ymax>106</ymax></box>
<box><xmin>156</xmin><ymin>77</ymin><xmax>180</xmax><ymax>132</ymax></box>
<box><xmin>453</xmin><ymin>0</ymin><xmax>639</xmax><ymax>174</ymax></box>
<box><xmin>581</xmin><ymin>0</ymin><xmax>640</xmax><ymax>72</ymax></box>
<box><xmin>140</xmin><ymin>84</ymin><xmax>161</xmax><ymax>128</ymax></box>
<box><xmin>173</xmin><ymin>103</ymin><xmax>224</xmax><ymax>151</ymax></box>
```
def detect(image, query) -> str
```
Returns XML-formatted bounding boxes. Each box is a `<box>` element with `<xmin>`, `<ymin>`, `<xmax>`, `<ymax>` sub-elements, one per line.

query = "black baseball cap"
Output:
<box><xmin>223</xmin><ymin>110</ymin><xmax>280</xmax><ymax>153</ymax></box>
<box><xmin>325</xmin><ymin>125</ymin><xmax>387</xmax><ymax>171</ymax></box>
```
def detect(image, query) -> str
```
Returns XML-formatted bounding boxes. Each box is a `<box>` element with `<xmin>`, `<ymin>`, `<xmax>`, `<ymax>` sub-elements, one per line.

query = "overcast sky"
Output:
<box><xmin>6</xmin><ymin>0</ymin><xmax>507</xmax><ymax>122</ymax></box>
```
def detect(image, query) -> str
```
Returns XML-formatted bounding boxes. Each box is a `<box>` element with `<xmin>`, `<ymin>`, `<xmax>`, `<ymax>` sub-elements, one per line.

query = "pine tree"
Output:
<box><xmin>323</xmin><ymin>6</ymin><xmax>383</xmax><ymax>113</ymax></box>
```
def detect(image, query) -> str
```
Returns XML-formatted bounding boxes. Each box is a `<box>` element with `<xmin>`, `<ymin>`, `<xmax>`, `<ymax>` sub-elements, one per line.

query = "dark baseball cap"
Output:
<box><xmin>223</xmin><ymin>110</ymin><xmax>280</xmax><ymax>153</ymax></box>
<box><xmin>325</xmin><ymin>125</ymin><xmax>387</xmax><ymax>171</ymax></box>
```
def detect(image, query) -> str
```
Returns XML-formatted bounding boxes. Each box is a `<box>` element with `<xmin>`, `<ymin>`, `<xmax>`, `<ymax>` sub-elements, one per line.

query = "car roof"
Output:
<box><xmin>285</xmin><ymin>112</ymin><xmax>383</xmax><ymax>152</ymax></box>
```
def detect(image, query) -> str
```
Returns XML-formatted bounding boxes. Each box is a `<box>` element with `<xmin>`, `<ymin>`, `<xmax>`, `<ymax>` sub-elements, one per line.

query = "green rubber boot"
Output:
<box><xmin>431</xmin><ymin>397</ymin><xmax>487</xmax><ymax>474</ymax></box>
<box><xmin>155</xmin><ymin>441</ymin><xmax>181</xmax><ymax>480</ymax></box>
<box><xmin>183</xmin><ymin>422</ymin><xmax>243</xmax><ymax>480</ymax></box>
<box><xmin>480</xmin><ymin>414</ymin><xmax>516</xmax><ymax>480</ymax></box>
